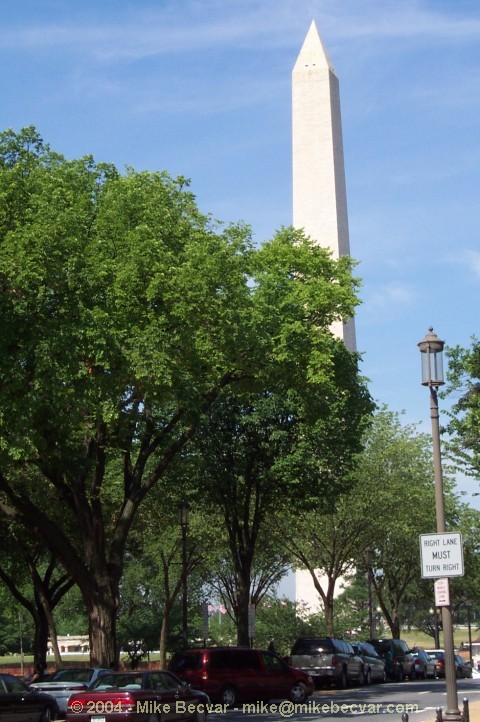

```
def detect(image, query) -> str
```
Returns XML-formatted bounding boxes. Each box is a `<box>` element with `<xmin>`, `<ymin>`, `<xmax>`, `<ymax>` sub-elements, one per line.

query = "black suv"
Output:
<box><xmin>367</xmin><ymin>639</ymin><xmax>414</xmax><ymax>681</ymax></box>
<box><xmin>290</xmin><ymin>637</ymin><xmax>363</xmax><ymax>688</ymax></box>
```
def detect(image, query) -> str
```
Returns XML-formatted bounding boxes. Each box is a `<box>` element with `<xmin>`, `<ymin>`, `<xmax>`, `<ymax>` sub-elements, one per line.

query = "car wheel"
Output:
<box><xmin>290</xmin><ymin>681</ymin><xmax>308</xmax><ymax>703</ymax></box>
<box><xmin>194</xmin><ymin>708</ymin><xmax>207</xmax><ymax>722</ymax></box>
<box><xmin>394</xmin><ymin>665</ymin><xmax>403</xmax><ymax>682</ymax></box>
<box><xmin>40</xmin><ymin>707</ymin><xmax>55</xmax><ymax>722</ymax></box>
<box><xmin>221</xmin><ymin>686</ymin><xmax>237</xmax><ymax>707</ymax></box>
<box><xmin>364</xmin><ymin>668</ymin><xmax>372</xmax><ymax>686</ymax></box>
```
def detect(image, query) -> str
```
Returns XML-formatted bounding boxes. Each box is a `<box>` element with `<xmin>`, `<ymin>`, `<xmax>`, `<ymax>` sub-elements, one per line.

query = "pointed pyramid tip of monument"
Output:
<box><xmin>294</xmin><ymin>19</ymin><xmax>336</xmax><ymax>74</ymax></box>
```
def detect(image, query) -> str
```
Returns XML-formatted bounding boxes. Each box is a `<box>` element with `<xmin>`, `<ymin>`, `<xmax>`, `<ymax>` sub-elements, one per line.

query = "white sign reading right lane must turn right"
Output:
<box><xmin>419</xmin><ymin>532</ymin><xmax>464</xmax><ymax>578</ymax></box>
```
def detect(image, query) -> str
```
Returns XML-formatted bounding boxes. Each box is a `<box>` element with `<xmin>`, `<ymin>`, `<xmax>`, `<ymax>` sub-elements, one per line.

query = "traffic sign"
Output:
<box><xmin>419</xmin><ymin>532</ymin><xmax>464</xmax><ymax>578</ymax></box>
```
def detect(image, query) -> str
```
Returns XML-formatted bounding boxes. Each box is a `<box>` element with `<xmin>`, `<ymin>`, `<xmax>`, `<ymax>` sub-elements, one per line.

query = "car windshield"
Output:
<box><xmin>359</xmin><ymin>643</ymin><xmax>379</xmax><ymax>657</ymax></box>
<box><xmin>291</xmin><ymin>640</ymin><xmax>333</xmax><ymax>654</ymax></box>
<box><xmin>370</xmin><ymin>641</ymin><xmax>390</xmax><ymax>654</ymax></box>
<box><xmin>427</xmin><ymin>651</ymin><xmax>444</xmax><ymax>660</ymax></box>
<box><xmin>92</xmin><ymin>675</ymin><xmax>143</xmax><ymax>690</ymax></box>
<box><xmin>1</xmin><ymin>676</ymin><xmax>28</xmax><ymax>694</ymax></box>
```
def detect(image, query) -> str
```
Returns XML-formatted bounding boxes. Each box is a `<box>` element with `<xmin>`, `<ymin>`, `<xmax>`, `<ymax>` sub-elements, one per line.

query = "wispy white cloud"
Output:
<box><xmin>442</xmin><ymin>250</ymin><xmax>480</xmax><ymax>280</ymax></box>
<box><xmin>1</xmin><ymin>0</ymin><xmax>480</xmax><ymax>64</ymax></box>
<box><xmin>363</xmin><ymin>281</ymin><xmax>418</xmax><ymax>318</ymax></box>
<box><xmin>316</xmin><ymin>0</ymin><xmax>480</xmax><ymax>41</ymax></box>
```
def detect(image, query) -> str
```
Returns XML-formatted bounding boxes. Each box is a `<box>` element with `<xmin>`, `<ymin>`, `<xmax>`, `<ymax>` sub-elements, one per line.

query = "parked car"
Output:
<box><xmin>367</xmin><ymin>639</ymin><xmax>414</xmax><ymax>681</ymax></box>
<box><xmin>289</xmin><ymin>637</ymin><xmax>364</xmax><ymax>688</ymax></box>
<box><xmin>0</xmin><ymin>672</ymin><xmax>59</xmax><ymax>721</ymax></box>
<box><xmin>411</xmin><ymin>649</ymin><xmax>434</xmax><ymax>679</ymax></box>
<box><xmin>425</xmin><ymin>650</ymin><xmax>472</xmax><ymax>678</ymax></box>
<box><xmin>455</xmin><ymin>654</ymin><xmax>473</xmax><ymax>678</ymax></box>
<box><xmin>169</xmin><ymin>647</ymin><xmax>313</xmax><ymax>705</ymax></box>
<box><xmin>351</xmin><ymin>642</ymin><xmax>386</xmax><ymax>684</ymax></box>
<box><xmin>67</xmin><ymin>670</ymin><xmax>209</xmax><ymax>722</ymax></box>
<box><xmin>30</xmin><ymin>667</ymin><xmax>109</xmax><ymax>715</ymax></box>
<box><xmin>426</xmin><ymin>649</ymin><xmax>446</xmax><ymax>678</ymax></box>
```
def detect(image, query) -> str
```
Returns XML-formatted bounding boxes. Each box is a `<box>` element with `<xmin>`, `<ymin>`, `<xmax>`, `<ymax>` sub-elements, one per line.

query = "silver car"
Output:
<box><xmin>30</xmin><ymin>667</ymin><xmax>109</xmax><ymax>715</ymax></box>
<box><xmin>290</xmin><ymin>637</ymin><xmax>364</xmax><ymax>688</ymax></box>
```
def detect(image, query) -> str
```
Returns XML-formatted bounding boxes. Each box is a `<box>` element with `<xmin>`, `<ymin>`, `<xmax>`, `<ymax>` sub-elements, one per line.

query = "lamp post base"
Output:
<box><xmin>443</xmin><ymin>710</ymin><xmax>462</xmax><ymax>722</ymax></box>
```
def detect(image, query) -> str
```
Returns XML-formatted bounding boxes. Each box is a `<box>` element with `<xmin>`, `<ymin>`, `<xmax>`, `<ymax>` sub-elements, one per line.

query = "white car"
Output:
<box><xmin>30</xmin><ymin>667</ymin><xmax>109</xmax><ymax>714</ymax></box>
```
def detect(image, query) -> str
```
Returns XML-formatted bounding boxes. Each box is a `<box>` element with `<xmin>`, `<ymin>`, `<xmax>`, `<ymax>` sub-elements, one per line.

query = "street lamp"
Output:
<box><xmin>364</xmin><ymin>548</ymin><xmax>374</xmax><ymax>639</ymax></box>
<box><xmin>418</xmin><ymin>328</ymin><xmax>461</xmax><ymax>721</ymax></box>
<box><xmin>178</xmin><ymin>500</ymin><xmax>190</xmax><ymax>649</ymax></box>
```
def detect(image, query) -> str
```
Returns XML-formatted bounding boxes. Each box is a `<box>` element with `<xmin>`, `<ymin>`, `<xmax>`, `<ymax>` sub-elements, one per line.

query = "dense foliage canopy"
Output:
<box><xmin>0</xmin><ymin>127</ymin><xmax>371</xmax><ymax>665</ymax></box>
<box><xmin>444</xmin><ymin>340</ymin><xmax>480</xmax><ymax>482</ymax></box>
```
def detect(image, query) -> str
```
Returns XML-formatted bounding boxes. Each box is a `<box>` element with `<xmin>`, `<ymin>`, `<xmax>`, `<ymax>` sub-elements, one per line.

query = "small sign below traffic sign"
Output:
<box><xmin>419</xmin><ymin>532</ymin><xmax>464</xmax><ymax>579</ymax></box>
<box><xmin>434</xmin><ymin>578</ymin><xmax>450</xmax><ymax>606</ymax></box>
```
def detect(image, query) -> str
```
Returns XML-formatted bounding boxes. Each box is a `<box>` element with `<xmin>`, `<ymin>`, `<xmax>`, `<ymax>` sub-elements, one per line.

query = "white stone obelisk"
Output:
<box><xmin>292</xmin><ymin>20</ymin><xmax>356</xmax><ymax>351</ymax></box>
<box><xmin>291</xmin><ymin>21</ymin><xmax>356</xmax><ymax>612</ymax></box>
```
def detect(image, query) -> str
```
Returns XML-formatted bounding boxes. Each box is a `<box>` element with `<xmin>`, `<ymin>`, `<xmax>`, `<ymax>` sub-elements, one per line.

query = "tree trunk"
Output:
<box><xmin>391</xmin><ymin>614</ymin><xmax>401</xmax><ymax>639</ymax></box>
<box><xmin>236</xmin><ymin>575</ymin><xmax>251</xmax><ymax>647</ymax></box>
<box><xmin>324</xmin><ymin>596</ymin><xmax>335</xmax><ymax>637</ymax></box>
<box><xmin>159</xmin><ymin>608</ymin><xmax>171</xmax><ymax>670</ymax></box>
<box><xmin>46</xmin><ymin>611</ymin><xmax>63</xmax><ymax>669</ymax></box>
<box><xmin>32</xmin><ymin>605</ymin><xmax>50</xmax><ymax>673</ymax></box>
<box><xmin>88</xmin><ymin>592</ymin><xmax>118</xmax><ymax>668</ymax></box>
<box><xmin>32</xmin><ymin>580</ymin><xmax>63</xmax><ymax>669</ymax></box>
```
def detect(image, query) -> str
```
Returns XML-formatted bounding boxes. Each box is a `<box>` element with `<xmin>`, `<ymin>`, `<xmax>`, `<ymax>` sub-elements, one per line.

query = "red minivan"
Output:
<box><xmin>168</xmin><ymin>647</ymin><xmax>314</xmax><ymax>706</ymax></box>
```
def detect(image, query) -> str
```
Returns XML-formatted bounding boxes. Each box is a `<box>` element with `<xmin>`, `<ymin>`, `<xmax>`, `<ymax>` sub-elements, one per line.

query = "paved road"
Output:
<box><xmin>207</xmin><ymin>678</ymin><xmax>480</xmax><ymax>722</ymax></box>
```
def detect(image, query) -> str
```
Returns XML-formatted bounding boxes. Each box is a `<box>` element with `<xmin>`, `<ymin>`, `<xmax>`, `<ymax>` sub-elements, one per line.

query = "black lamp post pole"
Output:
<box><xmin>418</xmin><ymin>329</ymin><xmax>461</xmax><ymax>722</ymax></box>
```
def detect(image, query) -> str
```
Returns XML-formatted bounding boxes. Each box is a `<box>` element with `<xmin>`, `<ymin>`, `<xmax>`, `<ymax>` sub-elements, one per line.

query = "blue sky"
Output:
<box><xmin>2</xmin><ymin>0</ymin><xmax>479</xmax><ymax>504</ymax></box>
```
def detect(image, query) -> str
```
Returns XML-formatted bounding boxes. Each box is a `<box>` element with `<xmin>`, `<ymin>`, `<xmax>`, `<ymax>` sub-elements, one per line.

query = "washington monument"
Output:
<box><xmin>292</xmin><ymin>20</ymin><xmax>356</xmax><ymax>351</ymax></box>
<box><xmin>291</xmin><ymin>21</ymin><xmax>356</xmax><ymax>610</ymax></box>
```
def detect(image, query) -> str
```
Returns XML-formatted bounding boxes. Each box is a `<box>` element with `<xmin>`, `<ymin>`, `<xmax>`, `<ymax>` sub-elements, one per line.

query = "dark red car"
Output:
<box><xmin>168</xmin><ymin>647</ymin><xmax>313</xmax><ymax>705</ymax></box>
<box><xmin>66</xmin><ymin>670</ymin><xmax>209</xmax><ymax>722</ymax></box>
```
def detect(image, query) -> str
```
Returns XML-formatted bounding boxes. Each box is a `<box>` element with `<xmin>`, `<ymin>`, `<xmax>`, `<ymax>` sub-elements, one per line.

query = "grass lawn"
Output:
<box><xmin>395</xmin><ymin>629</ymin><xmax>463</xmax><ymax>650</ymax></box>
<box><xmin>0</xmin><ymin>652</ymin><xmax>162</xmax><ymax>667</ymax></box>
<box><xmin>1</xmin><ymin>628</ymin><xmax>477</xmax><ymax>668</ymax></box>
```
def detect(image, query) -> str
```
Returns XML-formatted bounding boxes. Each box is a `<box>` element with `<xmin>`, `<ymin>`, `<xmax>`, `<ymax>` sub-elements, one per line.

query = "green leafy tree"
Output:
<box><xmin>0</xmin><ymin>127</ymin><xmax>366</xmax><ymax>666</ymax></box>
<box><xmin>122</xmin><ymin>486</ymin><xmax>222</xmax><ymax>668</ymax></box>
<box><xmin>354</xmin><ymin>410</ymin><xmax>457</xmax><ymax>638</ymax></box>
<box><xmin>278</xmin><ymin>503</ymin><xmax>370</xmax><ymax>636</ymax></box>
<box><xmin>0</xmin><ymin>599</ymin><xmax>34</xmax><ymax>656</ymax></box>
<box><xmin>253</xmin><ymin>596</ymin><xmax>318</xmax><ymax>658</ymax></box>
<box><xmin>53</xmin><ymin>584</ymin><xmax>88</xmax><ymax>637</ymax></box>
<box><xmin>444</xmin><ymin>340</ymin><xmax>480</xmax><ymax>483</ymax></box>
<box><xmin>281</xmin><ymin>409</ymin><xmax>458</xmax><ymax>638</ymax></box>
<box><xmin>0</xmin><ymin>518</ymin><xmax>73</xmax><ymax>669</ymax></box>
<box><xmin>447</xmin><ymin>503</ymin><xmax>480</xmax><ymax>613</ymax></box>
<box><xmin>194</xmin><ymin>372</ymin><xmax>371</xmax><ymax>645</ymax></box>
